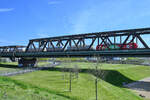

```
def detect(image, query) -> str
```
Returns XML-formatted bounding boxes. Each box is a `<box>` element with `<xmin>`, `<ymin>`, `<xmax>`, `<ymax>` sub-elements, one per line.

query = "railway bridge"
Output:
<box><xmin>0</xmin><ymin>27</ymin><xmax>150</xmax><ymax>66</ymax></box>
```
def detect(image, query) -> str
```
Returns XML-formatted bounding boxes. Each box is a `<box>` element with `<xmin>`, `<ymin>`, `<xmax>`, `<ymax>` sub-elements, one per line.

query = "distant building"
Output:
<box><xmin>86</xmin><ymin>57</ymin><xmax>97</xmax><ymax>61</ymax></box>
<box><xmin>0</xmin><ymin>58</ymin><xmax>11</xmax><ymax>62</ymax></box>
<box><xmin>112</xmin><ymin>57</ymin><xmax>121</xmax><ymax>61</ymax></box>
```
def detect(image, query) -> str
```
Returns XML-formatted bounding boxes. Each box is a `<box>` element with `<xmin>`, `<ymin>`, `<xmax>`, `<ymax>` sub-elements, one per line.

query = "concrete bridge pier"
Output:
<box><xmin>18</xmin><ymin>58</ymin><xmax>37</xmax><ymax>67</ymax></box>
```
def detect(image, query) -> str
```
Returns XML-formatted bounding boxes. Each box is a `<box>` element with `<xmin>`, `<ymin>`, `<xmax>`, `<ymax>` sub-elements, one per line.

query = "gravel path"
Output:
<box><xmin>0</xmin><ymin>62</ymin><xmax>60</xmax><ymax>76</ymax></box>
<box><xmin>124</xmin><ymin>77</ymin><xmax>150</xmax><ymax>99</ymax></box>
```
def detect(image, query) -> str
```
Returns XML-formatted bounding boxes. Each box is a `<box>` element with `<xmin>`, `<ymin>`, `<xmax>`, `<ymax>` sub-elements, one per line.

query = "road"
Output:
<box><xmin>124</xmin><ymin>77</ymin><xmax>150</xmax><ymax>99</ymax></box>
<box><xmin>0</xmin><ymin>61</ymin><xmax>60</xmax><ymax>76</ymax></box>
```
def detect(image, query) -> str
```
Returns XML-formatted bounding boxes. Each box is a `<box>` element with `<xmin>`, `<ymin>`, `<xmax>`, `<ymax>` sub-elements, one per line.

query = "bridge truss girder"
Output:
<box><xmin>0</xmin><ymin>46</ymin><xmax>26</xmax><ymax>53</ymax></box>
<box><xmin>26</xmin><ymin>28</ymin><xmax>150</xmax><ymax>52</ymax></box>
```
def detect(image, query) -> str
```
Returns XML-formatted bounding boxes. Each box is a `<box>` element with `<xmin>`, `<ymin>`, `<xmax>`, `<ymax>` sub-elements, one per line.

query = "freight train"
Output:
<box><xmin>66</xmin><ymin>45</ymin><xmax>94</xmax><ymax>51</ymax></box>
<box><xmin>96</xmin><ymin>43</ymin><xmax>138</xmax><ymax>50</ymax></box>
<box><xmin>1</xmin><ymin>43</ymin><xmax>138</xmax><ymax>53</ymax></box>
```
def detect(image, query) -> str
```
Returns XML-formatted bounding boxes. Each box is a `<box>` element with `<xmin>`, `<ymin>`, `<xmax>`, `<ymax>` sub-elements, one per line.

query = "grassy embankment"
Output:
<box><xmin>0</xmin><ymin>62</ymin><xmax>71</xmax><ymax>100</ymax></box>
<box><xmin>6</xmin><ymin>62</ymin><xmax>150</xmax><ymax>100</ymax></box>
<box><xmin>0</xmin><ymin>76</ymin><xmax>71</xmax><ymax>100</ymax></box>
<box><xmin>0</xmin><ymin>62</ymin><xmax>18</xmax><ymax>73</ymax></box>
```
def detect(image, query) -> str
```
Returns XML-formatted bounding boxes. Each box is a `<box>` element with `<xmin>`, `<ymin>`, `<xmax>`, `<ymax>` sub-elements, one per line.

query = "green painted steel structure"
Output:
<box><xmin>1</xmin><ymin>27</ymin><xmax>150</xmax><ymax>58</ymax></box>
<box><xmin>1</xmin><ymin>49</ymin><xmax>150</xmax><ymax>57</ymax></box>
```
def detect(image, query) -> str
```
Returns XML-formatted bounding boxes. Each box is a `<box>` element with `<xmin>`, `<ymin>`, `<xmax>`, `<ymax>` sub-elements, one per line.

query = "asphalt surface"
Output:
<box><xmin>124</xmin><ymin>77</ymin><xmax>150</xmax><ymax>99</ymax></box>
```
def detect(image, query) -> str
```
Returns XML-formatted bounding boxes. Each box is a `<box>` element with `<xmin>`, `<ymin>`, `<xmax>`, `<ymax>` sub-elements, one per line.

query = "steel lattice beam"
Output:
<box><xmin>1</xmin><ymin>28</ymin><xmax>150</xmax><ymax>58</ymax></box>
<box><xmin>25</xmin><ymin>27</ymin><xmax>150</xmax><ymax>52</ymax></box>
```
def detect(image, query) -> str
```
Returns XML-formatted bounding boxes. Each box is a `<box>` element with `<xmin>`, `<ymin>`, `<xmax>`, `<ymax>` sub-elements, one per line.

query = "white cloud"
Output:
<box><xmin>0</xmin><ymin>8</ymin><xmax>14</xmax><ymax>12</ymax></box>
<box><xmin>48</xmin><ymin>1</ymin><xmax>60</xmax><ymax>5</ymax></box>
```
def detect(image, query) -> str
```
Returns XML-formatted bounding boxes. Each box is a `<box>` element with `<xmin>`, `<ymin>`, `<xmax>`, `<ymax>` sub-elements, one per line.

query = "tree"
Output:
<box><xmin>61</xmin><ymin>56</ymin><xmax>79</xmax><ymax>92</ymax></box>
<box><xmin>87</xmin><ymin>56</ymin><xmax>108</xmax><ymax>100</ymax></box>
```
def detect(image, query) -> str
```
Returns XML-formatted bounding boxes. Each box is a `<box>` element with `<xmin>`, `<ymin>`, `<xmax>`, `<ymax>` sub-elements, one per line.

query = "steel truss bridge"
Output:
<box><xmin>1</xmin><ymin>27</ymin><xmax>150</xmax><ymax>58</ymax></box>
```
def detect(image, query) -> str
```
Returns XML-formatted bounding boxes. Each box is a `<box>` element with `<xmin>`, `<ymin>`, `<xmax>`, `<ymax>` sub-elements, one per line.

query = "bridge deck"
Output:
<box><xmin>1</xmin><ymin>49</ymin><xmax>150</xmax><ymax>57</ymax></box>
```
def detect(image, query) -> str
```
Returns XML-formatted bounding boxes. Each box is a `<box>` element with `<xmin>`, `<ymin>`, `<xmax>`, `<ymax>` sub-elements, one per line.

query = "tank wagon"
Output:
<box><xmin>96</xmin><ymin>43</ymin><xmax>138</xmax><ymax>50</ymax></box>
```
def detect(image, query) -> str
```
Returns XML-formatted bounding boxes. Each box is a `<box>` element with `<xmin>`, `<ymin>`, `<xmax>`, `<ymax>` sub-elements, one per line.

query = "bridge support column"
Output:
<box><xmin>18</xmin><ymin>58</ymin><xmax>37</xmax><ymax>67</ymax></box>
<box><xmin>9</xmin><ymin>57</ymin><xmax>17</xmax><ymax>62</ymax></box>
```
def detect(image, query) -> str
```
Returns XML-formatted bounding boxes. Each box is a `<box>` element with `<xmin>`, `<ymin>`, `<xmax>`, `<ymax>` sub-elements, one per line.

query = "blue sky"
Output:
<box><xmin>0</xmin><ymin>0</ymin><xmax>150</xmax><ymax>46</ymax></box>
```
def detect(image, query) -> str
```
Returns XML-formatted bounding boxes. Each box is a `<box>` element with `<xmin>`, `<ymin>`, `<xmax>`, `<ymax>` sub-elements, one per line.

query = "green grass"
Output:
<box><xmin>55</xmin><ymin>57</ymin><xmax>86</xmax><ymax>61</ymax></box>
<box><xmin>10</xmin><ymin>70</ymin><xmax>143</xmax><ymax>100</ymax></box>
<box><xmin>10</xmin><ymin>61</ymin><xmax>150</xmax><ymax>100</ymax></box>
<box><xmin>1</xmin><ymin>62</ymin><xmax>150</xmax><ymax>100</ymax></box>
<box><xmin>37</xmin><ymin>58</ymin><xmax>50</xmax><ymax>61</ymax></box>
<box><xmin>0</xmin><ymin>76</ymin><xmax>70</xmax><ymax>100</ymax></box>
<box><xmin>0</xmin><ymin>61</ymin><xmax>50</xmax><ymax>70</ymax></box>
<box><xmin>0</xmin><ymin>61</ymin><xmax>51</xmax><ymax>76</ymax></box>
<box><xmin>0</xmin><ymin>62</ymin><xmax>19</xmax><ymax>73</ymax></box>
<box><xmin>36</xmin><ymin>61</ymin><xmax>51</xmax><ymax>67</ymax></box>
<box><xmin>57</xmin><ymin>62</ymin><xmax>150</xmax><ymax>80</ymax></box>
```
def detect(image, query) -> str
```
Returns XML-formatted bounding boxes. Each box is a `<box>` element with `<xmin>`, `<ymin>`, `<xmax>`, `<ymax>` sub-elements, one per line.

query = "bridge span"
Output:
<box><xmin>1</xmin><ymin>49</ymin><xmax>150</xmax><ymax>58</ymax></box>
<box><xmin>1</xmin><ymin>27</ymin><xmax>150</xmax><ymax>66</ymax></box>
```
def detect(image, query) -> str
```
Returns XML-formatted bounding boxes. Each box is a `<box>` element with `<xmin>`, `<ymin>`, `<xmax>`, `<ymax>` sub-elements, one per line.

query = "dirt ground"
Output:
<box><xmin>124</xmin><ymin>77</ymin><xmax>150</xmax><ymax>99</ymax></box>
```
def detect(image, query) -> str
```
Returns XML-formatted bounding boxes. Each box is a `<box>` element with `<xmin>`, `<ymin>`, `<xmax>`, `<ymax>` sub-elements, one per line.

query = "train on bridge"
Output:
<box><xmin>0</xmin><ymin>43</ymin><xmax>138</xmax><ymax>53</ymax></box>
<box><xmin>0</xmin><ymin>27</ymin><xmax>150</xmax><ymax>67</ymax></box>
<box><xmin>96</xmin><ymin>42</ymin><xmax>138</xmax><ymax>50</ymax></box>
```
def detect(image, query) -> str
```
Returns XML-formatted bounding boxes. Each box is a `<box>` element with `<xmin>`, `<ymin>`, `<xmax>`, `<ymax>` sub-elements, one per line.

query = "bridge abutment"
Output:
<box><xmin>18</xmin><ymin>58</ymin><xmax>37</xmax><ymax>67</ymax></box>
